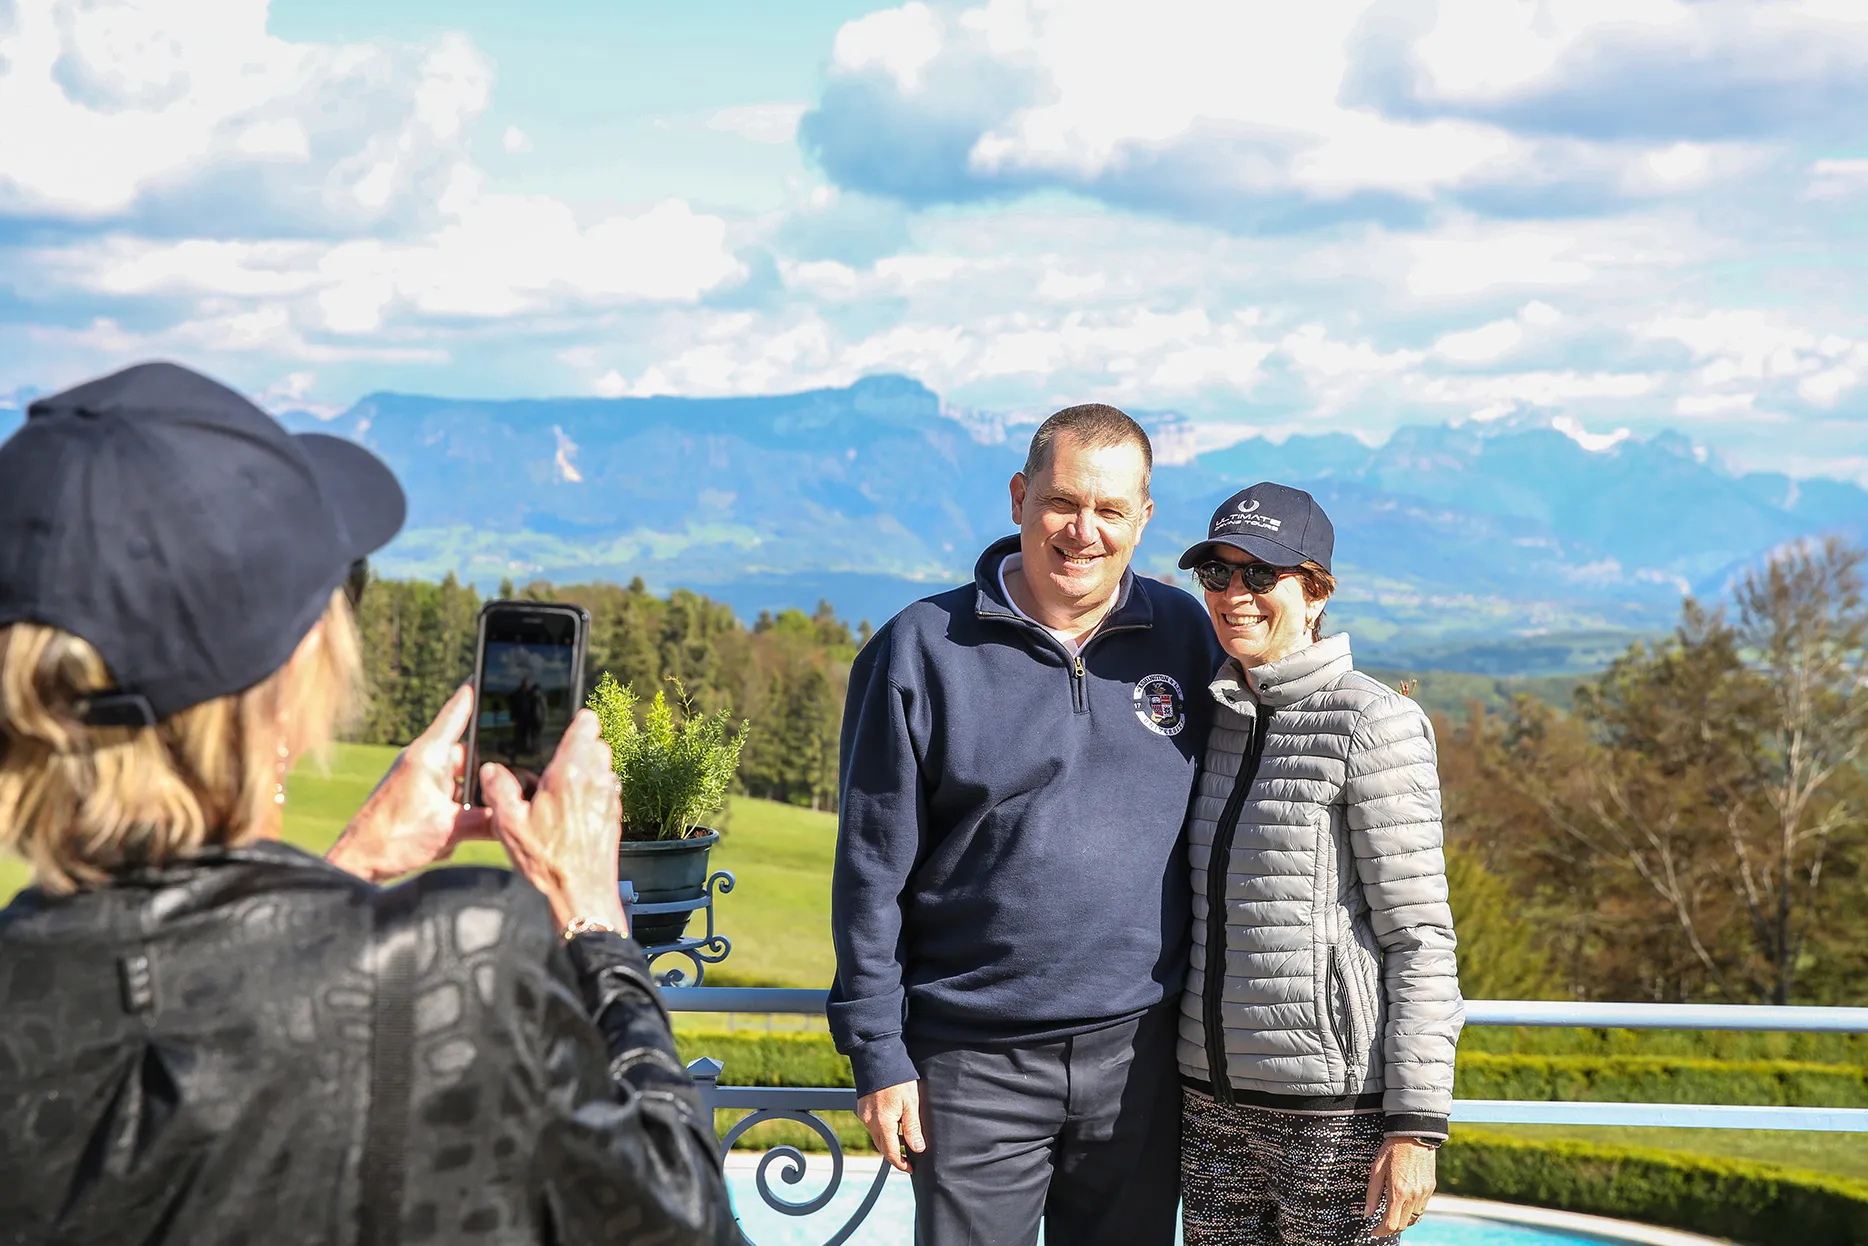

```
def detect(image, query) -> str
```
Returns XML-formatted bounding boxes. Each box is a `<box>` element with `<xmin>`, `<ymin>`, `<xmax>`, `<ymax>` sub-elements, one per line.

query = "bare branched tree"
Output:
<box><xmin>1728</xmin><ymin>537</ymin><xmax>1868</xmax><ymax>1004</ymax></box>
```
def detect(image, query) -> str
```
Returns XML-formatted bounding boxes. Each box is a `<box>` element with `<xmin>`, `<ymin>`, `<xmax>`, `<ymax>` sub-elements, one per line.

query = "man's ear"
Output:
<box><xmin>1010</xmin><ymin>472</ymin><xmax>1028</xmax><ymax>525</ymax></box>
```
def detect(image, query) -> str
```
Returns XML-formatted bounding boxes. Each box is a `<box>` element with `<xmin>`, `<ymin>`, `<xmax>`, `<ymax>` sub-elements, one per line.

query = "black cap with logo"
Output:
<box><xmin>1178</xmin><ymin>481</ymin><xmax>1334</xmax><ymax>573</ymax></box>
<box><xmin>0</xmin><ymin>361</ymin><xmax>406</xmax><ymax>726</ymax></box>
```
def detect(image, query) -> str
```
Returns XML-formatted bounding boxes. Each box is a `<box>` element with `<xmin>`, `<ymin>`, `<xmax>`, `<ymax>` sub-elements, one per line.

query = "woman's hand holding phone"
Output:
<box><xmin>479</xmin><ymin>708</ymin><xmax>628</xmax><ymax>935</ymax></box>
<box><xmin>327</xmin><ymin>684</ymin><xmax>496</xmax><ymax>883</ymax></box>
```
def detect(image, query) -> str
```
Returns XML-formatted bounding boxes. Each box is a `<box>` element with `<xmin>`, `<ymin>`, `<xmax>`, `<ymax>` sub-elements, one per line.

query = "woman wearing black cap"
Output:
<box><xmin>0</xmin><ymin>363</ymin><xmax>733</xmax><ymax>1245</ymax></box>
<box><xmin>1173</xmin><ymin>483</ymin><xmax>1464</xmax><ymax>1245</ymax></box>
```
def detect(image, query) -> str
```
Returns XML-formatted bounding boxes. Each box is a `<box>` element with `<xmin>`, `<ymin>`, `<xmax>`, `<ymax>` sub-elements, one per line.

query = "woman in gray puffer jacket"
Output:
<box><xmin>1175</xmin><ymin>483</ymin><xmax>1463</xmax><ymax>1245</ymax></box>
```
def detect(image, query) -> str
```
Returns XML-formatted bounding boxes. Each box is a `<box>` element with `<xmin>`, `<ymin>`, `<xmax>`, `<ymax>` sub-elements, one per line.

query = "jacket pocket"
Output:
<box><xmin>1324</xmin><ymin>945</ymin><xmax>1357</xmax><ymax>1094</ymax></box>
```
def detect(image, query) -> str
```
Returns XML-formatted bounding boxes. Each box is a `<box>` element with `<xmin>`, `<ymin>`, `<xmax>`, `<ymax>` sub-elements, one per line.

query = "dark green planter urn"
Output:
<box><xmin>617</xmin><ymin>829</ymin><xmax>718</xmax><ymax>947</ymax></box>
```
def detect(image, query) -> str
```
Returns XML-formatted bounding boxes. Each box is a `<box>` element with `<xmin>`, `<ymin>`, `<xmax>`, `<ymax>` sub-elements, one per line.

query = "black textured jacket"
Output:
<box><xmin>0</xmin><ymin>841</ymin><xmax>735</xmax><ymax>1246</ymax></box>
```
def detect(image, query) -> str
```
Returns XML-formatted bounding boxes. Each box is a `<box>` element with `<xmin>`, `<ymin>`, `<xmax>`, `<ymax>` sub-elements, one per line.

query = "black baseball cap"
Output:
<box><xmin>0</xmin><ymin>361</ymin><xmax>406</xmax><ymax>726</ymax></box>
<box><xmin>1178</xmin><ymin>482</ymin><xmax>1334</xmax><ymax>573</ymax></box>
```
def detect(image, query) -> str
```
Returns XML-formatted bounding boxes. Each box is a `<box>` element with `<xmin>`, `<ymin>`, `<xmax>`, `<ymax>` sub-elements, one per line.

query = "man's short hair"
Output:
<box><xmin>1022</xmin><ymin>404</ymin><xmax>1153</xmax><ymax>497</ymax></box>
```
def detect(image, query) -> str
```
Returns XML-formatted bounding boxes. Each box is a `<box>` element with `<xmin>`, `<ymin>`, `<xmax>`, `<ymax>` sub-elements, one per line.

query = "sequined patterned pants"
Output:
<box><xmin>1180</xmin><ymin>1089</ymin><xmax>1390</xmax><ymax>1246</ymax></box>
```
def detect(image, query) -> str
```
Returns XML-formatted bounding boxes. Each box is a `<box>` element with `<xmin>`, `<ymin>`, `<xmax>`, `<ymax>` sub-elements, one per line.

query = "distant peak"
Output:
<box><xmin>1454</xmin><ymin>405</ymin><xmax>1636</xmax><ymax>455</ymax></box>
<box><xmin>846</xmin><ymin>373</ymin><xmax>937</xmax><ymax>400</ymax></box>
<box><xmin>1649</xmin><ymin>429</ymin><xmax>1711</xmax><ymax>465</ymax></box>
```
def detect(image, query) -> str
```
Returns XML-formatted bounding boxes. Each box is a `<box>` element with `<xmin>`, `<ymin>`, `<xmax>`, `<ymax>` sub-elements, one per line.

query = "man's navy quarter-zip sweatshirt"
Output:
<box><xmin>827</xmin><ymin>536</ymin><xmax>1224</xmax><ymax>1096</ymax></box>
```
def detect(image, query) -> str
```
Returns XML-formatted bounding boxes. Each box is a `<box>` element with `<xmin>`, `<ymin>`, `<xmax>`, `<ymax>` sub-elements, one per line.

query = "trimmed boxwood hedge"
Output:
<box><xmin>675</xmin><ymin>1031</ymin><xmax>855</xmax><ymax>1088</ymax></box>
<box><xmin>673</xmin><ymin>1031</ymin><xmax>1868</xmax><ymax>1109</ymax></box>
<box><xmin>1455</xmin><ymin>1052</ymin><xmax>1868</xmax><ymax>1108</ymax></box>
<box><xmin>1443</xmin><ymin>1129</ymin><xmax>1868</xmax><ymax>1246</ymax></box>
<box><xmin>1459</xmin><ymin>1026</ymin><xmax>1868</xmax><ymax>1064</ymax></box>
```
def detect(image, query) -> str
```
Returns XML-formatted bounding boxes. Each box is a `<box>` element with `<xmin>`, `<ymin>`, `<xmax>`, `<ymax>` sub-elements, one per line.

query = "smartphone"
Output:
<box><xmin>463</xmin><ymin>600</ymin><xmax>591</xmax><ymax>806</ymax></box>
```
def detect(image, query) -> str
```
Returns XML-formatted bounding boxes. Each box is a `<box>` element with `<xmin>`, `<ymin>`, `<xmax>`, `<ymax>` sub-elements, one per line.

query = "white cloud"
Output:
<box><xmin>1800</xmin><ymin>366</ymin><xmax>1860</xmax><ymax>407</ymax></box>
<box><xmin>706</xmin><ymin>102</ymin><xmax>811</xmax><ymax>144</ymax></box>
<box><xmin>804</xmin><ymin>0</ymin><xmax>1808</xmax><ymax>226</ymax></box>
<box><xmin>780</xmin><ymin>259</ymin><xmax>862</xmax><ymax>300</ymax></box>
<box><xmin>0</xmin><ymin>0</ymin><xmax>744</xmax><ymax>372</ymax></box>
<box><xmin>1640</xmin><ymin>311</ymin><xmax>1868</xmax><ymax>396</ymax></box>
<box><xmin>502</xmin><ymin>125</ymin><xmax>533</xmax><ymax>153</ymax></box>
<box><xmin>1520</xmin><ymin>300</ymin><xmax>1562</xmax><ymax>327</ymax></box>
<box><xmin>1434</xmin><ymin>318</ymin><xmax>1523</xmax><ymax>363</ymax></box>
<box><xmin>1417</xmin><ymin>369</ymin><xmax>1658</xmax><ymax>408</ymax></box>
<box><xmin>30</xmin><ymin>196</ymin><xmax>743</xmax><ymax>330</ymax></box>
<box><xmin>1387</xmin><ymin>0</ymin><xmax>1868</xmax><ymax>139</ymax></box>
<box><xmin>1036</xmin><ymin>269</ymin><xmax>1105</xmax><ymax>300</ymax></box>
<box><xmin>1433</xmin><ymin>300</ymin><xmax>1567</xmax><ymax>362</ymax></box>
<box><xmin>1805</xmin><ymin>158</ymin><xmax>1868</xmax><ymax>200</ymax></box>
<box><xmin>832</xmin><ymin>2</ymin><xmax>944</xmax><ymax>92</ymax></box>
<box><xmin>1405</xmin><ymin>227</ymin><xmax>1595</xmax><ymax>298</ymax></box>
<box><xmin>1674</xmin><ymin>392</ymin><xmax>1757</xmax><ymax>417</ymax></box>
<box><xmin>0</xmin><ymin>0</ymin><xmax>493</xmax><ymax>229</ymax></box>
<box><xmin>26</xmin><ymin>311</ymin><xmax>447</xmax><ymax>365</ymax></box>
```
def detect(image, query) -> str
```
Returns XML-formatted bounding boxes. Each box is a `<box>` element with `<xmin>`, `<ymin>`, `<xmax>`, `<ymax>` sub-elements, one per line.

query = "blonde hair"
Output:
<box><xmin>0</xmin><ymin>590</ymin><xmax>364</xmax><ymax>894</ymax></box>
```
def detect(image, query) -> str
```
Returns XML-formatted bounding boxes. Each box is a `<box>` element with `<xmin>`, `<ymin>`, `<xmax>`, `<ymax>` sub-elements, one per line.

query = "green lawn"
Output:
<box><xmin>1</xmin><ymin>742</ymin><xmax>836</xmax><ymax>989</ymax></box>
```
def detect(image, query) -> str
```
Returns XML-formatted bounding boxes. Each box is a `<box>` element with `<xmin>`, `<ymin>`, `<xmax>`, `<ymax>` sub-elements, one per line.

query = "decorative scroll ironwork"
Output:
<box><xmin>719</xmin><ymin>1112</ymin><xmax>894</xmax><ymax>1246</ymax></box>
<box><xmin>639</xmin><ymin>870</ymin><xmax>736</xmax><ymax>986</ymax></box>
<box><xmin>686</xmin><ymin>1059</ymin><xmax>895</xmax><ymax>1246</ymax></box>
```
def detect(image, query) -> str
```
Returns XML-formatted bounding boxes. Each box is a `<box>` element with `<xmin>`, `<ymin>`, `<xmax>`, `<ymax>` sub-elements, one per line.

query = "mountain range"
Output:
<box><xmin>5</xmin><ymin>375</ymin><xmax>1863</xmax><ymax>674</ymax></box>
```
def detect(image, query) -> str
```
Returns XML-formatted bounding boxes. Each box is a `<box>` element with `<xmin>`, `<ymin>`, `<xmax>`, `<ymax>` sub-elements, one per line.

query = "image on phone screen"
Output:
<box><xmin>472</xmin><ymin>609</ymin><xmax>585</xmax><ymax>802</ymax></box>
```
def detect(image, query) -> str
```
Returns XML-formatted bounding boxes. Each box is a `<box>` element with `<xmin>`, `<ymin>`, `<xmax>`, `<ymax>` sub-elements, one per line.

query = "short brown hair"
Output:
<box><xmin>1296</xmin><ymin>562</ymin><xmax>1337</xmax><ymax>641</ymax></box>
<box><xmin>0</xmin><ymin>590</ymin><xmax>363</xmax><ymax>894</ymax></box>
<box><xmin>1022</xmin><ymin>404</ymin><xmax>1153</xmax><ymax>498</ymax></box>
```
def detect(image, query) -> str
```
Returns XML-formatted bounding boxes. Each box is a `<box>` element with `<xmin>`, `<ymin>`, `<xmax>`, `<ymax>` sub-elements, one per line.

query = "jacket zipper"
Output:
<box><xmin>985</xmin><ymin>613</ymin><xmax>1148</xmax><ymax>716</ymax></box>
<box><xmin>1326</xmin><ymin>945</ymin><xmax>1356</xmax><ymax>1095</ymax></box>
<box><xmin>1069</xmin><ymin>622</ymin><xmax>1148</xmax><ymax>714</ymax></box>
<box><xmin>1202</xmin><ymin>707</ymin><xmax>1273</xmax><ymax>1106</ymax></box>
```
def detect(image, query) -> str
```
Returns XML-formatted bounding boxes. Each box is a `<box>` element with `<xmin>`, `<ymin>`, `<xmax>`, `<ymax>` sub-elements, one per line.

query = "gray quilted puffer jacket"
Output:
<box><xmin>1177</xmin><ymin>633</ymin><xmax>1464</xmax><ymax>1139</ymax></box>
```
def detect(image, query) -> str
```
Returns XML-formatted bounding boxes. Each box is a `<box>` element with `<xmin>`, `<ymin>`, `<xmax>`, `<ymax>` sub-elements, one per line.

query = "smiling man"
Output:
<box><xmin>828</xmin><ymin>405</ymin><xmax>1223</xmax><ymax>1246</ymax></box>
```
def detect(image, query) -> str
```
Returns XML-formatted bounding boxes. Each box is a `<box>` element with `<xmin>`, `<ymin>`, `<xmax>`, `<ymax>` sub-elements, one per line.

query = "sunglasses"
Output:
<box><xmin>1192</xmin><ymin>559</ymin><xmax>1296</xmax><ymax>594</ymax></box>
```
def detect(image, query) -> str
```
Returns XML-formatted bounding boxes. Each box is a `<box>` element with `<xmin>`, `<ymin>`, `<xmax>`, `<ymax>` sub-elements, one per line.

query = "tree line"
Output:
<box><xmin>351</xmin><ymin>540</ymin><xmax>1868</xmax><ymax>1007</ymax></box>
<box><xmin>349</xmin><ymin>573</ymin><xmax>861</xmax><ymax>811</ymax></box>
<box><xmin>1442</xmin><ymin>537</ymin><xmax>1868</xmax><ymax>1008</ymax></box>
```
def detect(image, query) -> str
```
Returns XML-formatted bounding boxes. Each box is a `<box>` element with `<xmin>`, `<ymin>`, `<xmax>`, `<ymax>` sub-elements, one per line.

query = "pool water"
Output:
<box><xmin>726</xmin><ymin>1168</ymin><xmax>1636</xmax><ymax>1245</ymax></box>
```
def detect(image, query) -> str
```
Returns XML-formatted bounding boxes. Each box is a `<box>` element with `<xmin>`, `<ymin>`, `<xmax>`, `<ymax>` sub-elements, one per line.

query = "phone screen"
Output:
<box><xmin>467</xmin><ymin>605</ymin><xmax>586</xmax><ymax>804</ymax></box>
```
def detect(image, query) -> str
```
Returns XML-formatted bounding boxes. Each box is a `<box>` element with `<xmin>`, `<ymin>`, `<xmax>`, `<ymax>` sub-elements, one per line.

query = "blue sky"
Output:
<box><xmin>3</xmin><ymin>0</ymin><xmax>1867</xmax><ymax>479</ymax></box>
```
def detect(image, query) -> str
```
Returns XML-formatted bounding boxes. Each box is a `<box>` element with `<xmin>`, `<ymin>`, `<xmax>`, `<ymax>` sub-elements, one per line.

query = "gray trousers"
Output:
<box><xmin>905</xmin><ymin>1003</ymin><xmax>1181</xmax><ymax>1246</ymax></box>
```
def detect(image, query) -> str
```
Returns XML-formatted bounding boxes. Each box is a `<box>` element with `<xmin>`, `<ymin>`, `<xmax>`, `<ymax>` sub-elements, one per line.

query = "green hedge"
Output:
<box><xmin>1459</xmin><ymin>1025</ymin><xmax>1868</xmax><ymax>1064</ymax></box>
<box><xmin>674</xmin><ymin>1031</ymin><xmax>855</xmax><ymax>1088</ymax></box>
<box><xmin>672</xmin><ymin>1026</ymin><xmax>1868</xmax><ymax>1075</ymax></box>
<box><xmin>673</xmin><ymin>1031</ymin><xmax>1868</xmax><ymax>1110</ymax></box>
<box><xmin>1444</xmin><ymin>1130</ymin><xmax>1868</xmax><ymax>1246</ymax></box>
<box><xmin>1457</xmin><ymin>1052</ymin><xmax>1868</xmax><ymax>1107</ymax></box>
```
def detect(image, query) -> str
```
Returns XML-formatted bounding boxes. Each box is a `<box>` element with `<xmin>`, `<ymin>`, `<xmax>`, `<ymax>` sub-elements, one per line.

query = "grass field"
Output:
<box><xmin>0</xmin><ymin>742</ymin><xmax>838</xmax><ymax>988</ymax></box>
<box><xmin>6</xmin><ymin>744</ymin><xmax>1867</xmax><ymax>1178</ymax></box>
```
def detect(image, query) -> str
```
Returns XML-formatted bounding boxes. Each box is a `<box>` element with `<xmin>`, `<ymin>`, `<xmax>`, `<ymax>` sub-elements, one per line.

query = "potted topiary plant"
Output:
<box><xmin>587</xmin><ymin>673</ymin><xmax>748</xmax><ymax>946</ymax></box>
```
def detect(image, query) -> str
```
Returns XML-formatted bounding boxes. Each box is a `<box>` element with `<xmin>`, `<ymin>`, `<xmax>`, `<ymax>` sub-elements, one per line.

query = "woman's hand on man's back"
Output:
<box><xmin>327</xmin><ymin>684</ymin><xmax>494</xmax><ymax>882</ymax></box>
